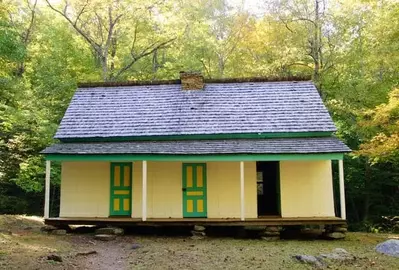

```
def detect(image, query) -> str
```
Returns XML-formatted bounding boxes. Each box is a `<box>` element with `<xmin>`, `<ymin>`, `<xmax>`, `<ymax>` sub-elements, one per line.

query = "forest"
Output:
<box><xmin>0</xmin><ymin>0</ymin><xmax>398</xmax><ymax>231</ymax></box>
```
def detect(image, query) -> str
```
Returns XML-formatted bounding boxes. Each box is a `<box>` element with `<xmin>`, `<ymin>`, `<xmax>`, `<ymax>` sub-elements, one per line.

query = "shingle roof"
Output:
<box><xmin>42</xmin><ymin>137</ymin><xmax>350</xmax><ymax>155</ymax></box>
<box><xmin>54</xmin><ymin>81</ymin><xmax>337</xmax><ymax>140</ymax></box>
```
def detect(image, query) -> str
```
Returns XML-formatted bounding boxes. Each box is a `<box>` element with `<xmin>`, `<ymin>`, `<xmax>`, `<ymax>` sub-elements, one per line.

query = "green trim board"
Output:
<box><xmin>110</xmin><ymin>162</ymin><xmax>132</xmax><ymax>216</ymax></box>
<box><xmin>182</xmin><ymin>163</ymin><xmax>207</xmax><ymax>218</ymax></box>
<box><xmin>59</xmin><ymin>131</ymin><xmax>333</xmax><ymax>143</ymax></box>
<box><xmin>46</xmin><ymin>153</ymin><xmax>344</xmax><ymax>162</ymax></box>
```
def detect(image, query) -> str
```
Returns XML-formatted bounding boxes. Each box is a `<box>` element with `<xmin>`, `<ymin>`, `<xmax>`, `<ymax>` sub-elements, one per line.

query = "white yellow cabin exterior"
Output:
<box><xmin>42</xmin><ymin>79</ymin><xmax>350</xmax><ymax>224</ymax></box>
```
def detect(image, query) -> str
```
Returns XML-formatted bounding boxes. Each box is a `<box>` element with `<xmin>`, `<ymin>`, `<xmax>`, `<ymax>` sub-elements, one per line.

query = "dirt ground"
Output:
<box><xmin>0</xmin><ymin>215</ymin><xmax>398</xmax><ymax>270</ymax></box>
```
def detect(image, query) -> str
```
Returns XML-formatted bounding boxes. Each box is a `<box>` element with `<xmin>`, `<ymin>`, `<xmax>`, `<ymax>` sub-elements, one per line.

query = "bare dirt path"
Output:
<box><xmin>72</xmin><ymin>234</ymin><xmax>132</xmax><ymax>270</ymax></box>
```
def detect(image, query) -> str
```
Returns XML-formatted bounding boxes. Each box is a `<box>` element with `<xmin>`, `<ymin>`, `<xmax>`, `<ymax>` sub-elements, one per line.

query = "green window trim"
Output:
<box><xmin>45</xmin><ymin>153</ymin><xmax>344</xmax><ymax>162</ymax></box>
<box><xmin>59</xmin><ymin>131</ymin><xmax>333</xmax><ymax>143</ymax></box>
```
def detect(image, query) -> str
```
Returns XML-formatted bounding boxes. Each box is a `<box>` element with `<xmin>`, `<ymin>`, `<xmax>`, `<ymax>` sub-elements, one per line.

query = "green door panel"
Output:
<box><xmin>110</xmin><ymin>162</ymin><xmax>132</xmax><ymax>216</ymax></box>
<box><xmin>182</xmin><ymin>163</ymin><xmax>207</xmax><ymax>218</ymax></box>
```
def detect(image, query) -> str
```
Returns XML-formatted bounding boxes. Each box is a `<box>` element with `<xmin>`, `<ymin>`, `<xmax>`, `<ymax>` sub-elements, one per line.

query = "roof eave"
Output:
<box><xmin>55</xmin><ymin>131</ymin><xmax>335</xmax><ymax>143</ymax></box>
<box><xmin>44</xmin><ymin>152</ymin><xmax>346</xmax><ymax>162</ymax></box>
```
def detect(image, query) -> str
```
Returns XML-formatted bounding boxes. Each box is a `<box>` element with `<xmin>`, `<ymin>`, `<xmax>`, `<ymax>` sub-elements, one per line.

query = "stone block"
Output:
<box><xmin>51</xmin><ymin>229</ymin><xmax>67</xmax><ymax>235</ymax></box>
<box><xmin>95</xmin><ymin>227</ymin><xmax>124</xmax><ymax>235</ymax></box>
<box><xmin>324</xmin><ymin>232</ymin><xmax>346</xmax><ymax>239</ymax></box>
<box><xmin>194</xmin><ymin>225</ymin><xmax>206</xmax><ymax>231</ymax></box>
<box><xmin>265</xmin><ymin>226</ymin><xmax>281</xmax><ymax>232</ymax></box>
<box><xmin>41</xmin><ymin>225</ymin><xmax>57</xmax><ymax>232</ymax></box>
<box><xmin>94</xmin><ymin>234</ymin><xmax>116</xmax><ymax>241</ymax></box>
<box><xmin>376</xmin><ymin>239</ymin><xmax>399</xmax><ymax>257</ymax></box>
<box><xmin>333</xmin><ymin>227</ymin><xmax>348</xmax><ymax>233</ymax></box>
<box><xmin>191</xmin><ymin>230</ymin><xmax>206</xmax><ymax>237</ymax></box>
<box><xmin>261</xmin><ymin>236</ymin><xmax>280</xmax><ymax>241</ymax></box>
<box><xmin>260</xmin><ymin>231</ymin><xmax>280</xmax><ymax>237</ymax></box>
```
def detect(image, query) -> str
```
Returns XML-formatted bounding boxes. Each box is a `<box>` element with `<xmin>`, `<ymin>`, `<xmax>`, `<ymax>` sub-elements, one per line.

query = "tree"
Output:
<box><xmin>205</xmin><ymin>1</ymin><xmax>251</xmax><ymax>78</ymax></box>
<box><xmin>0</xmin><ymin>2</ymin><xmax>26</xmax><ymax>78</ymax></box>
<box><xmin>173</xmin><ymin>0</ymin><xmax>252</xmax><ymax>78</ymax></box>
<box><xmin>267</xmin><ymin>0</ymin><xmax>326</xmax><ymax>84</ymax></box>
<box><xmin>6</xmin><ymin>0</ymin><xmax>38</xmax><ymax>76</ymax></box>
<box><xmin>358</xmin><ymin>88</ymin><xmax>399</xmax><ymax>163</ymax></box>
<box><xmin>45</xmin><ymin>0</ymin><xmax>175</xmax><ymax>81</ymax></box>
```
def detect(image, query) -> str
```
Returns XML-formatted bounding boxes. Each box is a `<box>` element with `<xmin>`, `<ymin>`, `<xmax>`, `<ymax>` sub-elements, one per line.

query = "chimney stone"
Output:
<box><xmin>180</xmin><ymin>71</ymin><xmax>204</xmax><ymax>90</ymax></box>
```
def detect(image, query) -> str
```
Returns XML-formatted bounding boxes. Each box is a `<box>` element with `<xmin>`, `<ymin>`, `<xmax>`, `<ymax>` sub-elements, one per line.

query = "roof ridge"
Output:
<box><xmin>78</xmin><ymin>76</ymin><xmax>312</xmax><ymax>88</ymax></box>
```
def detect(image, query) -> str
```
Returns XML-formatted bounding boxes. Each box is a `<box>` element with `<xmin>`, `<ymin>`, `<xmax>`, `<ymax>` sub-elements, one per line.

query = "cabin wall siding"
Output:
<box><xmin>140</xmin><ymin>161</ymin><xmax>183</xmax><ymax>218</ymax></box>
<box><xmin>131</xmin><ymin>161</ymin><xmax>142</xmax><ymax>218</ymax></box>
<box><xmin>60</xmin><ymin>161</ymin><xmax>257</xmax><ymax>218</ymax></box>
<box><xmin>131</xmin><ymin>161</ymin><xmax>183</xmax><ymax>218</ymax></box>
<box><xmin>60</xmin><ymin>162</ymin><xmax>110</xmax><ymax>217</ymax></box>
<box><xmin>279</xmin><ymin>160</ymin><xmax>335</xmax><ymax>217</ymax></box>
<box><xmin>133</xmin><ymin>161</ymin><xmax>257</xmax><ymax>218</ymax></box>
<box><xmin>207</xmin><ymin>162</ymin><xmax>257</xmax><ymax>218</ymax></box>
<box><xmin>59</xmin><ymin>160</ymin><xmax>334</xmax><ymax>219</ymax></box>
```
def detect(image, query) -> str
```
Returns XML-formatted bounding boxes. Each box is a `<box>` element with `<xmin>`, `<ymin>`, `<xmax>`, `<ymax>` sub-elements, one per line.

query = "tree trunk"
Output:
<box><xmin>101</xmin><ymin>53</ymin><xmax>108</xmax><ymax>82</ymax></box>
<box><xmin>152</xmin><ymin>49</ymin><xmax>159</xmax><ymax>79</ymax></box>
<box><xmin>218</xmin><ymin>54</ymin><xmax>225</xmax><ymax>78</ymax></box>
<box><xmin>109</xmin><ymin>37</ymin><xmax>118</xmax><ymax>80</ymax></box>
<box><xmin>362</xmin><ymin>160</ymin><xmax>371</xmax><ymax>222</ymax></box>
<box><xmin>349</xmin><ymin>195</ymin><xmax>360</xmax><ymax>223</ymax></box>
<box><xmin>14</xmin><ymin>63</ymin><xmax>25</xmax><ymax>77</ymax></box>
<box><xmin>313</xmin><ymin>0</ymin><xmax>322</xmax><ymax>83</ymax></box>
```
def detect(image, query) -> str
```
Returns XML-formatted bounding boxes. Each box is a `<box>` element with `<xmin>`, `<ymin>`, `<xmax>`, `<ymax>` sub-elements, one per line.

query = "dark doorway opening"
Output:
<box><xmin>256</xmin><ymin>161</ymin><xmax>281</xmax><ymax>216</ymax></box>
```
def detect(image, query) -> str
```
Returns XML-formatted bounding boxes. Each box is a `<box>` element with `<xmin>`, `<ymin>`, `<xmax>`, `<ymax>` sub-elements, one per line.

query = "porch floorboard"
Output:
<box><xmin>45</xmin><ymin>217</ymin><xmax>346</xmax><ymax>227</ymax></box>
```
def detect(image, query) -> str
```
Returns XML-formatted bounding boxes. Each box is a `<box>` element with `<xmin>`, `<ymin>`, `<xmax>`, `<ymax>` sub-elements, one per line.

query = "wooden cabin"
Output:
<box><xmin>42</xmin><ymin>72</ymin><xmax>350</xmax><ymax>229</ymax></box>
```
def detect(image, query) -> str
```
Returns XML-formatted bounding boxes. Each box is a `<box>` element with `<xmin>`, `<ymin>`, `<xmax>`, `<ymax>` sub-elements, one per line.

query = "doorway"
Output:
<box><xmin>182</xmin><ymin>163</ymin><xmax>207</xmax><ymax>218</ymax></box>
<box><xmin>256</xmin><ymin>161</ymin><xmax>280</xmax><ymax>216</ymax></box>
<box><xmin>110</xmin><ymin>162</ymin><xmax>132</xmax><ymax>216</ymax></box>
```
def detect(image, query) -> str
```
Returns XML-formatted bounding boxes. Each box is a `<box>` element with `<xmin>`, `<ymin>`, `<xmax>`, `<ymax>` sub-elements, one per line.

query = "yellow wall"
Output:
<box><xmin>60</xmin><ymin>160</ymin><xmax>334</xmax><ymax>219</ymax></box>
<box><xmin>207</xmin><ymin>162</ymin><xmax>257</xmax><ymax>218</ymax></box>
<box><xmin>132</xmin><ymin>161</ymin><xmax>183</xmax><ymax>218</ymax></box>
<box><xmin>60</xmin><ymin>162</ymin><xmax>110</xmax><ymax>217</ymax></box>
<box><xmin>279</xmin><ymin>160</ymin><xmax>335</xmax><ymax>217</ymax></box>
<box><xmin>133</xmin><ymin>161</ymin><xmax>257</xmax><ymax>218</ymax></box>
<box><xmin>60</xmin><ymin>161</ymin><xmax>257</xmax><ymax>218</ymax></box>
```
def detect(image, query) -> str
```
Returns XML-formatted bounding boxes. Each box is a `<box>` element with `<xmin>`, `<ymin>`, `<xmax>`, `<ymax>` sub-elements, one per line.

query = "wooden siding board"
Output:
<box><xmin>280</xmin><ymin>161</ymin><xmax>335</xmax><ymax>217</ymax></box>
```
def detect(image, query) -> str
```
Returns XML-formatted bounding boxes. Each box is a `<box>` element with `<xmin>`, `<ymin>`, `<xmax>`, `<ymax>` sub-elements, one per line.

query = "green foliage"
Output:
<box><xmin>358</xmin><ymin>89</ymin><xmax>399</xmax><ymax>163</ymax></box>
<box><xmin>0</xmin><ymin>20</ymin><xmax>25</xmax><ymax>64</ymax></box>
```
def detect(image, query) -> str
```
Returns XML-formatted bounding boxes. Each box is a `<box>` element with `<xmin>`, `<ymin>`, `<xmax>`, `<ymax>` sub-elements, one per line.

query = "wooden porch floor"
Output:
<box><xmin>45</xmin><ymin>217</ymin><xmax>346</xmax><ymax>227</ymax></box>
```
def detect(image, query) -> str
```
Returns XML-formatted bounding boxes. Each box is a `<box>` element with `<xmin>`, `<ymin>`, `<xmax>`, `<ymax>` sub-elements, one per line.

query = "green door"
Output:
<box><xmin>110</xmin><ymin>162</ymin><xmax>132</xmax><ymax>216</ymax></box>
<box><xmin>182</xmin><ymin>163</ymin><xmax>207</xmax><ymax>217</ymax></box>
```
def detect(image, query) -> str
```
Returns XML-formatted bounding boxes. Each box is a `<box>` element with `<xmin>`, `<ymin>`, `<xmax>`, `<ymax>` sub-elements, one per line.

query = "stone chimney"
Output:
<box><xmin>180</xmin><ymin>71</ymin><xmax>204</xmax><ymax>90</ymax></box>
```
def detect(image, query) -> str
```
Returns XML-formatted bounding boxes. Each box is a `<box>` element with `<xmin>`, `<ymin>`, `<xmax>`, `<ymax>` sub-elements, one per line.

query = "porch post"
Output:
<box><xmin>240</xmin><ymin>161</ymin><xmax>245</xmax><ymax>221</ymax></box>
<box><xmin>44</xmin><ymin>160</ymin><xmax>51</xmax><ymax>219</ymax></box>
<box><xmin>338</xmin><ymin>159</ymin><xmax>346</xmax><ymax>220</ymax></box>
<box><xmin>142</xmin><ymin>160</ymin><xmax>147</xmax><ymax>221</ymax></box>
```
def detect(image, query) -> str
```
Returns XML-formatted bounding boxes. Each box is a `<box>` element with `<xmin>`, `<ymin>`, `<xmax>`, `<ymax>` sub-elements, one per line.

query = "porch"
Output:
<box><xmin>43</xmin><ymin>155</ymin><xmax>347</xmax><ymax>224</ymax></box>
<box><xmin>45</xmin><ymin>216</ymin><xmax>346</xmax><ymax>227</ymax></box>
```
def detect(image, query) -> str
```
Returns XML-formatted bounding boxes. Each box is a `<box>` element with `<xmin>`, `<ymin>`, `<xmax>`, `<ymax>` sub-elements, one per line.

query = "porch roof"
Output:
<box><xmin>43</xmin><ymin>137</ymin><xmax>350</xmax><ymax>157</ymax></box>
